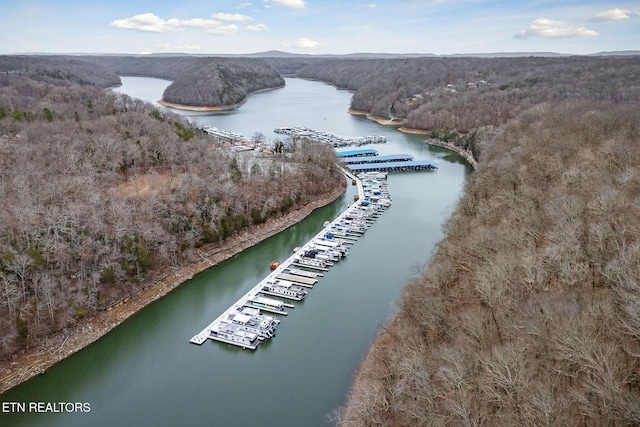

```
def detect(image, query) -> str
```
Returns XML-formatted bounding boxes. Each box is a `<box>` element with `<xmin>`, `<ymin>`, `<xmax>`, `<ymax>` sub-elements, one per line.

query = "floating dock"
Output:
<box><xmin>336</xmin><ymin>148</ymin><xmax>379</xmax><ymax>158</ymax></box>
<box><xmin>202</xmin><ymin>126</ymin><xmax>247</xmax><ymax>143</ymax></box>
<box><xmin>347</xmin><ymin>159</ymin><xmax>437</xmax><ymax>173</ymax></box>
<box><xmin>339</xmin><ymin>148</ymin><xmax>436</xmax><ymax>172</ymax></box>
<box><xmin>342</xmin><ymin>154</ymin><xmax>414</xmax><ymax>165</ymax></box>
<box><xmin>274</xmin><ymin>127</ymin><xmax>387</xmax><ymax>148</ymax></box>
<box><xmin>189</xmin><ymin>168</ymin><xmax>393</xmax><ymax>350</ymax></box>
<box><xmin>191</xmin><ymin>125</ymin><xmax>435</xmax><ymax>350</ymax></box>
<box><xmin>276</xmin><ymin>273</ymin><xmax>317</xmax><ymax>286</ymax></box>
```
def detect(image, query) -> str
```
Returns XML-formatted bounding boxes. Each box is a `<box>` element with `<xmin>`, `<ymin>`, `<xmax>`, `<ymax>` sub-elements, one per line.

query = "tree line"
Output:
<box><xmin>268</xmin><ymin>55</ymin><xmax>640</xmax><ymax>159</ymax></box>
<box><xmin>1</xmin><ymin>55</ymin><xmax>287</xmax><ymax>109</ymax></box>
<box><xmin>0</xmin><ymin>74</ymin><xmax>342</xmax><ymax>359</ymax></box>
<box><xmin>162</xmin><ymin>58</ymin><xmax>285</xmax><ymax>107</ymax></box>
<box><xmin>338</xmin><ymin>100</ymin><xmax>640</xmax><ymax>426</ymax></box>
<box><xmin>82</xmin><ymin>55</ymin><xmax>285</xmax><ymax>107</ymax></box>
<box><xmin>0</xmin><ymin>56</ymin><xmax>121</xmax><ymax>88</ymax></box>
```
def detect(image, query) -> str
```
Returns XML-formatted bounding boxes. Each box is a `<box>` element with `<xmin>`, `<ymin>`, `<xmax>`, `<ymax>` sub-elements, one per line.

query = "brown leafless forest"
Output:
<box><xmin>0</xmin><ymin>76</ymin><xmax>342</xmax><ymax>359</ymax></box>
<box><xmin>339</xmin><ymin>100</ymin><xmax>640</xmax><ymax>426</ymax></box>
<box><xmin>278</xmin><ymin>55</ymin><xmax>640</xmax><ymax>160</ymax></box>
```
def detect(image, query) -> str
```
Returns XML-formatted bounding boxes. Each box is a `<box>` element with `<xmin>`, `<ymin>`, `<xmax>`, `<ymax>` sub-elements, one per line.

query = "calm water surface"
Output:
<box><xmin>1</xmin><ymin>77</ymin><xmax>471</xmax><ymax>427</ymax></box>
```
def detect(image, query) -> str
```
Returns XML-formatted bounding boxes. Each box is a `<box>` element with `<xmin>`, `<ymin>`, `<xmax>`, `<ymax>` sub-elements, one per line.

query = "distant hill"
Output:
<box><xmin>590</xmin><ymin>50</ymin><xmax>640</xmax><ymax>56</ymax></box>
<box><xmin>0</xmin><ymin>55</ymin><xmax>121</xmax><ymax>87</ymax></box>
<box><xmin>444</xmin><ymin>52</ymin><xmax>574</xmax><ymax>58</ymax></box>
<box><xmin>10</xmin><ymin>50</ymin><xmax>640</xmax><ymax>59</ymax></box>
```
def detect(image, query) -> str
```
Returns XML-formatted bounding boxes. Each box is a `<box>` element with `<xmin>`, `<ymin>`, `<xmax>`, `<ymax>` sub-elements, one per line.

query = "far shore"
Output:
<box><xmin>347</xmin><ymin>108</ymin><xmax>477</xmax><ymax>167</ymax></box>
<box><xmin>156</xmin><ymin>84</ymin><xmax>285</xmax><ymax>112</ymax></box>
<box><xmin>0</xmin><ymin>183</ymin><xmax>346</xmax><ymax>394</ymax></box>
<box><xmin>157</xmin><ymin>99</ymin><xmax>244</xmax><ymax>112</ymax></box>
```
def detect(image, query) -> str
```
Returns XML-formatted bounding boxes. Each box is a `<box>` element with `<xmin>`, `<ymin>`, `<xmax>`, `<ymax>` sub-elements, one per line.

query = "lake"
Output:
<box><xmin>0</xmin><ymin>77</ymin><xmax>471</xmax><ymax>427</ymax></box>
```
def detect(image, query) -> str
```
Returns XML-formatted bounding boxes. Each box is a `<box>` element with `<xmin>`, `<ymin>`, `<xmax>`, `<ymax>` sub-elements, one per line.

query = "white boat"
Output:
<box><xmin>340</xmin><ymin>219</ymin><xmax>370</xmax><ymax>230</ymax></box>
<box><xmin>262</xmin><ymin>280</ymin><xmax>308</xmax><ymax>301</ymax></box>
<box><xmin>331</xmin><ymin>224</ymin><xmax>365</xmax><ymax>234</ymax></box>
<box><xmin>248</xmin><ymin>296</ymin><xmax>287</xmax><ymax>314</ymax></box>
<box><xmin>225</xmin><ymin>308</ymin><xmax>279</xmax><ymax>339</ymax></box>
<box><xmin>301</xmin><ymin>249</ymin><xmax>337</xmax><ymax>263</ymax></box>
<box><xmin>313</xmin><ymin>239</ymin><xmax>350</xmax><ymax>255</ymax></box>
<box><xmin>210</xmin><ymin>322</ymin><xmax>260</xmax><ymax>349</ymax></box>
<box><xmin>294</xmin><ymin>257</ymin><xmax>329</xmax><ymax>269</ymax></box>
<box><xmin>306</xmin><ymin>244</ymin><xmax>345</xmax><ymax>260</ymax></box>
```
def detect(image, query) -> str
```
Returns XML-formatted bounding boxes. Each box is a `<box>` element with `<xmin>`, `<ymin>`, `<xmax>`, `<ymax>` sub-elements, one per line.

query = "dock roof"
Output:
<box><xmin>336</xmin><ymin>149</ymin><xmax>378</xmax><ymax>157</ymax></box>
<box><xmin>343</xmin><ymin>154</ymin><xmax>413</xmax><ymax>164</ymax></box>
<box><xmin>348</xmin><ymin>160</ymin><xmax>437</xmax><ymax>172</ymax></box>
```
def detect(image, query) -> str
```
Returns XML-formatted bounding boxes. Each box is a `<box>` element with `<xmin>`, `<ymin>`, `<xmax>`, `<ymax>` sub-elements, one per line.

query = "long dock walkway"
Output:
<box><xmin>189</xmin><ymin>169</ymin><xmax>387</xmax><ymax>349</ymax></box>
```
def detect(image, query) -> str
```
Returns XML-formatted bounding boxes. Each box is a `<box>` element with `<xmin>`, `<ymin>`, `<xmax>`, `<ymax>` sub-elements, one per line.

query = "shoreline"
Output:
<box><xmin>424</xmin><ymin>139</ymin><xmax>478</xmax><ymax>169</ymax></box>
<box><xmin>156</xmin><ymin>85</ymin><xmax>285</xmax><ymax>112</ymax></box>
<box><xmin>347</xmin><ymin>108</ymin><xmax>477</xmax><ymax>168</ymax></box>
<box><xmin>0</xmin><ymin>183</ymin><xmax>346</xmax><ymax>394</ymax></box>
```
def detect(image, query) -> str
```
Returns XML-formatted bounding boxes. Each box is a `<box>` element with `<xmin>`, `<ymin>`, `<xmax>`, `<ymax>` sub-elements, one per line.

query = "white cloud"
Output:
<box><xmin>245</xmin><ymin>23</ymin><xmax>269</xmax><ymax>32</ymax></box>
<box><xmin>110</xmin><ymin>13</ymin><xmax>219</xmax><ymax>33</ymax></box>
<box><xmin>295</xmin><ymin>37</ymin><xmax>325</xmax><ymax>49</ymax></box>
<box><xmin>236</xmin><ymin>2</ymin><xmax>252</xmax><ymax>9</ymax></box>
<box><xmin>110</xmin><ymin>13</ymin><xmax>176</xmax><ymax>33</ymax></box>
<box><xmin>178</xmin><ymin>18</ymin><xmax>223</xmax><ymax>28</ymax></box>
<box><xmin>358</xmin><ymin>3</ymin><xmax>376</xmax><ymax>8</ymax></box>
<box><xmin>514</xmin><ymin>18</ymin><xmax>598</xmax><ymax>39</ymax></box>
<box><xmin>111</xmin><ymin>12</ymin><xmax>259</xmax><ymax>37</ymax></box>
<box><xmin>213</xmin><ymin>13</ymin><xmax>252</xmax><ymax>22</ymax></box>
<box><xmin>206</xmin><ymin>24</ymin><xmax>240</xmax><ymax>36</ymax></box>
<box><xmin>589</xmin><ymin>8</ymin><xmax>635</xmax><ymax>22</ymax></box>
<box><xmin>269</xmin><ymin>0</ymin><xmax>306</xmax><ymax>9</ymax></box>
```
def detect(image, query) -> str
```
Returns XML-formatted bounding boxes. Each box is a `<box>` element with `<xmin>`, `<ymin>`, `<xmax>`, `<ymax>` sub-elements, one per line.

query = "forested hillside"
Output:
<box><xmin>0</xmin><ymin>56</ymin><xmax>121</xmax><ymax>88</ymax></box>
<box><xmin>0</xmin><ymin>75</ymin><xmax>341</xmax><ymax>359</ymax></box>
<box><xmin>278</xmin><ymin>56</ymin><xmax>640</xmax><ymax>160</ymax></box>
<box><xmin>83</xmin><ymin>56</ymin><xmax>285</xmax><ymax>107</ymax></box>
<box><xmin>340</xmin><ymin>101</ymin><xmax>640</xmax><ymax>426</ymax></box>
<box><xmin>79</xmin><ymin>55</ymin><xmax>198</xmax><ymax>81</ymax></box>
<box><xmin>162</xmin><ymin>58</ymin><xmax>285</xmax><ymax>107</ymax></box>
<box><xmin>293</xmin><ymin>56</ymin><xmax>640</xmax><ymax>126</ymax></box>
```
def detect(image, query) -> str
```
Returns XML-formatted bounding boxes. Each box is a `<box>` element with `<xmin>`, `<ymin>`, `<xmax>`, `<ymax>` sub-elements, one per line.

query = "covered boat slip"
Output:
<box><xmin>336</xmin><ymin>148</ymin><xmax>379</xmax><ymax>157</ymax></box>
<box><xmin>337</xmin><ymin>148</ymin><xmax>437</xmax><ymax>173</ymax></box>
<box><xmin>342</xmin><ymin>154</ymin><xmax>414</xmax><ymax>165</ymax></box>
<box><xmin>348</xmin><ymin>159</ymin><xmax>437</xmax><ymax>173</ymax></box>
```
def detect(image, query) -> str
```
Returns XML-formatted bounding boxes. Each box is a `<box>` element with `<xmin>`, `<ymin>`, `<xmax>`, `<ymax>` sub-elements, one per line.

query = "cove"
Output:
<box><xmin>1</xmin><ymin>77</ymin><xmax>471</xmax><ymax>427</ymax></box>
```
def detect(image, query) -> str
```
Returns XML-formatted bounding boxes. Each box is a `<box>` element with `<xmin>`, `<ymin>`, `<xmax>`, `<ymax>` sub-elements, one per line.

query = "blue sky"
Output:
<box><xmin>1</xmin><ymin>0</ymin><xmax>638</xmax><ymax>55</ymax></box>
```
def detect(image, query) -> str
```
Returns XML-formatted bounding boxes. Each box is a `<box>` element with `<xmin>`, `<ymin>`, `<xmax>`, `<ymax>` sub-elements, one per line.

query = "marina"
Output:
<box><xmin>202</xmin><ymin>125</ymin><xmax>247</xmax><ymax>143</ymax></box>
<box><xmin>190</xmin><ymin>126</ymin><xmax>435</xmax><ymax>350</ymax></box>
<box><xmin>274</xmin><ymin>126</ymin><xmax>387</xmax><ymax>147</ymax></box>
<box><xmin>190</xmin><ymin>168</ymin><xmax>393</xmax><ymax>350</ymax></box>
<box><xmin>201</xmin><ymin>123</ymin><xmax>436</xmax><ymax>174</ymax></box>
<box><xmin>3</xmin><ymin>76</ymin><xmax>469</xmax><ymax>427</ymax></box>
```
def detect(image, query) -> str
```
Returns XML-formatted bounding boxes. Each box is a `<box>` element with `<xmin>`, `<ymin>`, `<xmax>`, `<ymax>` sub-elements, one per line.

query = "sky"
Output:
<box><xmin>0</xmin><ymin>0</ymin><xmax>638</xmax><ymax>55</ymax></box>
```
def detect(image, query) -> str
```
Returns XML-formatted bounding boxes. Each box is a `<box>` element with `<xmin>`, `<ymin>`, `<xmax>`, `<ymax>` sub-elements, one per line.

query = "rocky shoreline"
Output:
<box><xmin>0</xmin><ymin>184</ymin><xmax>346</xmax><ymax>394</ymax></box>
<box><xmin>422</xmin><ymin>139</ymin><xmax>478</xmax><ymax>169</ymax></box>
